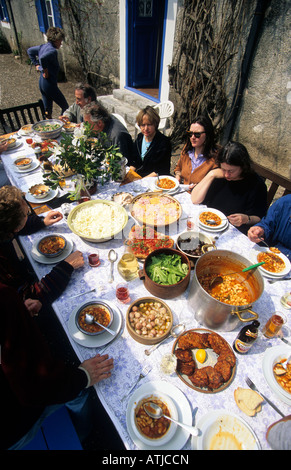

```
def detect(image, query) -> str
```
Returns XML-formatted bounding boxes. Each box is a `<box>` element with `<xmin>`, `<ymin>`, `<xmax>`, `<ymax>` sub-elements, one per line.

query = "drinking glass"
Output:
<box><xmin>88</xmin><ymin>252</ymin><xmax>100</xmax><ymax>267</ymax></box>
<box><xmin>116</xmin><ymin>282</ymin><xmax>131</xmax><ymax>304</ymax></box>
<box><xmin>262</xmin><ymin>311</ymin><xmax>287</xmax><ymax>338</ymax></box>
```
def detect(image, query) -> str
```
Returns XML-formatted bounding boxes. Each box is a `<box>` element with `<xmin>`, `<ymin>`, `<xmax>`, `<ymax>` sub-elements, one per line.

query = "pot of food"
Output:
<box><xmin>187</xmin><ymin>250</ymin><xmax>264</xmax><ymax>331</ymax></box>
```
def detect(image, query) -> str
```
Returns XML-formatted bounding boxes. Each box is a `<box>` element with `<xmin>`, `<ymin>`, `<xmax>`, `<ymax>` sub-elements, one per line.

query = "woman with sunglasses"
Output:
<box><xmin>191</xmin><ymin>141</ymin><xmax>268</xmax><ymax>234</ymax></box>
<box><xmin>174</xmin><ymin>115</ymin><xmax>219</xmax><ymax>185</ymax></box>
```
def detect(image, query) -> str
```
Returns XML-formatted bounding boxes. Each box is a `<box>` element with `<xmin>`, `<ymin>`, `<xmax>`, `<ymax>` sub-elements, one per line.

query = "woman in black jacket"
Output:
<box><xmin>128</xmin><ymin>106</ymin><xmax>171</xmax><ymax>177</ymax></box>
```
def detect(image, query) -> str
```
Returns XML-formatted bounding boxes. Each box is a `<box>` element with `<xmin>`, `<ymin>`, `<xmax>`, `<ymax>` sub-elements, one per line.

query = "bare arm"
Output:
<box><xmin>191</xmin><ymin>168</ymin><xmax>224</xmax><ymax>204</ymax></box>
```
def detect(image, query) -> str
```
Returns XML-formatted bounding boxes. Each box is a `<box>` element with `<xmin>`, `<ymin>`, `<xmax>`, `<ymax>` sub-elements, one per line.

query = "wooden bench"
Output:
<box><xmin>252</xmin><ymin>161</ymin><xmax>291</xmax><ymax>208</ymax></box>
<box><xmin>0</xmin><ymin>100</ymin><xmax>45</xmax><ymax>134</ymax></box>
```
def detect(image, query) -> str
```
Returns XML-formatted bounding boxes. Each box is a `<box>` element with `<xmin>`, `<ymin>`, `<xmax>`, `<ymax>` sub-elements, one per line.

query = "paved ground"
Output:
<box><xmin>0</xmin><ymin>53</ymin><xmax>76</xmax><ymax>116</ymax></box>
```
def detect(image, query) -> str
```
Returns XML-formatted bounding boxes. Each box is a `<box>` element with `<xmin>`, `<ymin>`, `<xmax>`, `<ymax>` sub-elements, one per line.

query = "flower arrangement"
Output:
<box><xmin>43</xmin><ymin>122</ymin><xmax>124</xmax><ymax>192</ymax></box>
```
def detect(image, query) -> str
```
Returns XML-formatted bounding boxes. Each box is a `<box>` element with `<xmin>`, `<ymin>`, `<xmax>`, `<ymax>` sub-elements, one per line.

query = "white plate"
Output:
<box><xmin>198</xmin><ymin>208</ymin><xmax>228</xmax><ymax>230</ymax></box>
<box><xmin>262</xmin><ymin>345</ymin><xmax>291</xmax><ymax>405</ymax></box>
<box><xmin>126</xmin><ymin>380</ymin><xmax>192</xmax><ymax>450</ymax></box>
<box><xmin>67</xmin><ymin>299</ymin><xmax>123</xmax><ymax>348</ymax></box>
<box><xmin>14</xmin><ymin>159</ymin><xmax>40</xmax><ymax>173</ymax></box>
<box><xmin>25</xmin><ymin>188</ymin><xmax>59</xmax><ymax>204</ymax></box>
<box><xmin>192</xmin><ymin>410</ymin><xmax>260</xmax><ymax>450</ymax></box>
<box><xmin>31</xmin><ymin>235</ymin><xmax>73</xmax><ymax>264</ymax></box>
<box><xmin>153</xmin><ymin>175</ymin><xmax>180</xmax><ymax>193</ymax></box>
<box><xmin>250</xmin><ymin>247</ymin><xmax>290</xmax><ymax>278</ymax></box>
<box><xmin>4</xmin><ymin>140</ymin><xmax>23</xmax><ymax>152</ymax></box>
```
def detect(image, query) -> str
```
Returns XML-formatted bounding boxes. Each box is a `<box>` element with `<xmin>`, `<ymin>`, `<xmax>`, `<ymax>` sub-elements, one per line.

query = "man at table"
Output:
<box><xmin>248</xmin><ymin>194</ymin><xmax>291</xmax><ymax>258</ymax></box>
<box><xmin>59</xmin><ymin>82</ymin><xmax>96</xmax><ymax>124</ymax></box>
<box><xmin>82</xmin><ymin>101</ymin><xmax>133</xmax><ymax>160</ymax></box>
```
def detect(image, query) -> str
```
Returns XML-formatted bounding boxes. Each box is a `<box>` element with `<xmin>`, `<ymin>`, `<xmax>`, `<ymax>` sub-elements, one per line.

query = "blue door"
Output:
<box><xmin>127</xmin><ymin>0</ymin><xmax>166</xmax><ymax>88</ymax></box>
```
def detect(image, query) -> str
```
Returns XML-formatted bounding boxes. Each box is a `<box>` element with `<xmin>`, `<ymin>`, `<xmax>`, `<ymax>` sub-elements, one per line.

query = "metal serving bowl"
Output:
<box><xmin>32</xmin><ymin>119</ymin><xmax>64</xmax><ymax>140</ymax></box>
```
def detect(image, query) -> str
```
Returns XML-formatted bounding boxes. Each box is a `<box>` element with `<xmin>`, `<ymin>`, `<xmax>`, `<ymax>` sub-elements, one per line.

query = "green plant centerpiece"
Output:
<box><xmin>43</xmin><ymin>122</ymin><xmax>124</xmax><ymax>198</ymax></box>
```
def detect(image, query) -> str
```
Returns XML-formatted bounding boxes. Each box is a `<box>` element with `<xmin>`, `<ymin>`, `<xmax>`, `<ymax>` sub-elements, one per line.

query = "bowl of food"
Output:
<box><xmin>75</xmin><ymin>301</ymin><xmax>114</xmax><ymax>336</ymax></box>
<box><xmin>29</xmin><ymin>184</ymin><xmax>50</xmax><ymax>199</ymax></box>
<box><xmin>139</xmin><ymin>248</ymin><xmax>191</xmax><ymax>299</ymax></box>
<box><xmin>14</xmin><ymin>156</ymin><xmax>33</xmax><ymax>170</ymax></box>
<box><xmin>32</xmin><ymin>119</ymin><xmax>64</xmax><ymax>139</ymax></box>
<box><xmin>37</xmin><ymin>234</ymin><xmax>67</xmax><ymax>258</ymax></box>
<box><xmin>154</xmin><ymin>175</ymin><xmax>179</xmax><ymax>192</ymax></box>
<box><xmin>21</xmin><ymin>124</ymin><xmax>33</xmax><ymax>134</ymax></box>
<box><xmin>126</xmin><ymin>297</ymin><xmax>173</xmax><ymax>345</ymax></box>
<box><xmin>67</xmin><ymin>199</ymin><xmax>128</xmax><ymax>242</ymax></box>
<box><xmin>176</xmin><ymin>231</ymin><xmax>216</xmax><ymax>264</ymax></box>
<box><xmin>7</xmin><ymin>137</ymin><xmax>17</xmax><ymax>149</ymax></box>
<box><xmin>63</xmin><ymin>122</ymin><xmax>77</xmax><ymax>133</ymax></box>
<box><xmin>131</xmin><ymin>392</ymin><xmax>178</xmax><ymax>446</ymax></box>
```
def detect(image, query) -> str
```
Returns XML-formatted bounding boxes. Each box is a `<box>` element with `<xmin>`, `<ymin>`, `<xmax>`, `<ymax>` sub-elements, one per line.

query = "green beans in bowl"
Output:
<box><xmin>32</xmin><ymin>119</ymin><xmax>64</xmax><ymax>139</ymax></box>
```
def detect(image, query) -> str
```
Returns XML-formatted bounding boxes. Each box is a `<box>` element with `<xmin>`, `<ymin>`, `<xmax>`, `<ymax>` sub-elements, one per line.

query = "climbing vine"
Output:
<box><xmin>169</xmin><ymin>0</ymin><xmax>248</xmax><ymax>147</ymax></box>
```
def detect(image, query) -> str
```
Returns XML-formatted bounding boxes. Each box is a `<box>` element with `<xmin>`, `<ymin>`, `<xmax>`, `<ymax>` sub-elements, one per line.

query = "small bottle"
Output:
<box><xmin>233</xmin><ymin>320</ymin><xmax>260</xmax><ymax>354</ymax></box>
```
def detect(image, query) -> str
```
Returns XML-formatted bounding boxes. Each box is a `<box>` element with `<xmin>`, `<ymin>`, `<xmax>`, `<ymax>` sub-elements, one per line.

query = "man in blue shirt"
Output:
<box><xmin>248</xmin><ymin>194</ymin><xmax>291</xmax><ymax>258</ymax></box>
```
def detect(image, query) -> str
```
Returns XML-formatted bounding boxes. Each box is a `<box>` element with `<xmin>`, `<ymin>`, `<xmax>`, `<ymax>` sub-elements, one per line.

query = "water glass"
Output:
<box><xmin>116</xmin><ymin>282</ymin><xmax>131</xmax><ymax>304</ymax></box>
<box><xmin>88</xmin><ymin>252</ymin><xmax>100</xmax><ymax>267</ymax></box>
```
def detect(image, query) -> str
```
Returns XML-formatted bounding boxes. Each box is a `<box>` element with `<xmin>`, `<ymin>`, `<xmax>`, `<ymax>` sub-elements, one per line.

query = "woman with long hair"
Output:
<box><xmin>191</xmin><ymin>141</ymin><xmax>268</xmax><ymax>234</ymax></box>
<box><xmin>174</xmin><ymin>115</ymin><xmax>220</xmax><ymax>185</ymax></box>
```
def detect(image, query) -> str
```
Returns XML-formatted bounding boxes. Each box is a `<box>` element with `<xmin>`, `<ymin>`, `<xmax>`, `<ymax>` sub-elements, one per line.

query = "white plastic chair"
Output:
<box><xmin>134</xmin><ymin>100</ymin><xmax>174</xmax><ymax>137</ymax></box>
<box><xmin>112</xmin><ymin>113</ymin><xmax>128</xmax><ymax>129</ymax></box>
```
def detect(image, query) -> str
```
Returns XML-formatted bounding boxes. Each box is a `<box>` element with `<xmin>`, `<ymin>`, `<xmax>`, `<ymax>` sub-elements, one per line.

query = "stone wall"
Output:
<box><xmin>232</xmin><ymin>1</ymin><xmax>291</xmax><ymax>177</ymax></box>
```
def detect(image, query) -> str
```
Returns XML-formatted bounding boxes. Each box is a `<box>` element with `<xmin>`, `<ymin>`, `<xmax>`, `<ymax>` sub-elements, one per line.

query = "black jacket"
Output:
<box><xmin>129</xmin><ymin>131</ymin><xmax>171</xmax><ymax>177</ymax></box>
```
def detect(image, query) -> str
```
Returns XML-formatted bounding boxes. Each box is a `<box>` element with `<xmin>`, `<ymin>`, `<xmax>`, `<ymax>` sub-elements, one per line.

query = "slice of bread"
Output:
<box><xmin>234</xmin><ymin>387</ymin><xmax>264</xmax><ymax>416</ymax></box>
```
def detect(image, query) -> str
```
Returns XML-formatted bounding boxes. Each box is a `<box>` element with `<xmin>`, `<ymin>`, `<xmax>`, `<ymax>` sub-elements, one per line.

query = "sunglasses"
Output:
<box><xmin>187</xmin><ymin>131</ymin><xmax>206</xmax><ymax>138</ymax></box>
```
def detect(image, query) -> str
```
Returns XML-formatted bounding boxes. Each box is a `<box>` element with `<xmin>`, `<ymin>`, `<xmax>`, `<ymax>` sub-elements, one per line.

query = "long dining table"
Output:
<box><xmin>1</xmin><ymin>131</ymin><xmax>291</xmax><ymax>451</ymax></box>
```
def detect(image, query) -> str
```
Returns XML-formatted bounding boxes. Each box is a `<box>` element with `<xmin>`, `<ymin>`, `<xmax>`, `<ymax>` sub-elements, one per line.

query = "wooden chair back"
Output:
<box><xmin>0</xmin><ymin>100</ymin><xmax>45</xmax><ymax>134</ymax></box>
<box><xmin>252</xmin><ymin>161</ymin><xmax>291</xmax><ymax>207</ymax></box>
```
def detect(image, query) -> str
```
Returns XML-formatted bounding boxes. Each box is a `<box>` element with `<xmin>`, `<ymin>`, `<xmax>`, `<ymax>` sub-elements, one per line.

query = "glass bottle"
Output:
<box><xmin>74</xmin><ymin>174</ymin><xmax>91</xmax><ymax>204</ymax></box>
<box><xmin>233</xmin><ymin>320</ymin><xmax>260</xmax><ymax>354</ymax></box>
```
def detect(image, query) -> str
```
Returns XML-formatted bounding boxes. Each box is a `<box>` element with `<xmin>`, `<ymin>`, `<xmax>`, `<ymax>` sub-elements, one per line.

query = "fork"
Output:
<box><xmin>120</xmin><ymin>365</ymin><xmax>152</xmax><ymax>402</ymax></box>
<box><xmin>245</xmin><ymin>377</ymin><xmax>285</xmax><ymax>417</ymax></box>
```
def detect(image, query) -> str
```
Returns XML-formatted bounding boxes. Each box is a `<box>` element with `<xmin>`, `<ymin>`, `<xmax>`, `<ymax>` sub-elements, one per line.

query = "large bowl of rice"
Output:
<box><xmin>67</xmin><ymin>199</ymin><xmax>128</xmax><ymax>242</ymax></box>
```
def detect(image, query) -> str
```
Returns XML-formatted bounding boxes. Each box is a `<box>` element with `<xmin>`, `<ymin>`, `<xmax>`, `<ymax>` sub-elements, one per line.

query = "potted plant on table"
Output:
<box><xmin>43</xmin><ymin>122</ymin><xmax>124</xmax><ymax>199</ymax></box>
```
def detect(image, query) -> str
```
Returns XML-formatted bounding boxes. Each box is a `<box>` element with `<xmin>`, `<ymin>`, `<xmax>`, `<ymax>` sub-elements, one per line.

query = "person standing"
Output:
<box><xmin>27</xmin><ymin>27</ymin><xmax>68</xmax><ymax>118</ymax></box>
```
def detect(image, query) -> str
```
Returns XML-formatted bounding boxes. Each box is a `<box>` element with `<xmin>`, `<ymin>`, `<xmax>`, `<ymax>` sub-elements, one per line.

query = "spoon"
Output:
<box><xmin>206</xmin><ymin>218</ymin><xmax>228</xmax><ymax>225</ymax></box>
<box><xmin>144</xmin><ymin>323</ymin><xmax>186</xmax><ymax>356</ymax></box>
<box><xmin>210</xmin><ymin>262</ymin><xmax>265</xmax><ymax>289</ymax></box>
<box><xmin>143</xmin><ymin>402</ymin><xmax>199</xmax><ymax>437</ymax></box>
<box><xmin>108</xmin><ymin>249</ymin><xmax>118</xmax><ymax>283</ymax></box>
<box><xmin>85</xmin><ymin>313</ymin><xmax>116</xmax><ymax>335</ymax></box>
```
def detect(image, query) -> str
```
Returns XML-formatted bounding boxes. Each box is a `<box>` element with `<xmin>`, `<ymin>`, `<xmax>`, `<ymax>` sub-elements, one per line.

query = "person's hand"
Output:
<box><xmin>80</xmin><ymin>354</ymin><xmax>114</xmax><ymax>386</ymax></box>
<box><xmin>0</xmin><ymin>140</ymin><xmax>8</xmax><ymax>153</ymax></box>
<box><xmin>248</xmin><ymin>225</ymin><xmax>265</xmax><ymax>243</ymax></box>
<box><xmin>228</xmin><ymin>213</ymin><xmax>248</xmax><ymax>227</ymax></box>
<box><xmin>59</xmin><ymin>115</ymin><xmax>69</xmax><ymax>122</ymax></box>
<box><xmin>24</xmin><ymin>298</ymin><xmax>42</xmax><ymax>317</ymax></box>
<box><xmin>64</xmin><ymin>250</ymin><xmax>84</xmax><ymax>270</ymax></box>
<box><xmin>42</xmin><ymin>68</ymin><xmax>49</xmax><ymax>79</ymax></box>
<box><xmin>43</xmin><ymin>210</ymin><xmax>63</xmax><ymax>226</ymax></box>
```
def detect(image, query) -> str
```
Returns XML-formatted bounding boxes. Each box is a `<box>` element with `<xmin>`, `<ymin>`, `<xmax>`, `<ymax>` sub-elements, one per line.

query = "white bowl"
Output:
<box><xmin>154</xmin><ymin>175</ymin><xmax>179</xmax><ymax>192</ymax></box>
<box><xmin>14</xmin><ymin>157</ymin><xmax>33</xmax><ymax>170</ymax></box>
<box><xmin>131</xmin><ymin>392</ymin><xmax>178</xmax><ymax>446</ymax></box>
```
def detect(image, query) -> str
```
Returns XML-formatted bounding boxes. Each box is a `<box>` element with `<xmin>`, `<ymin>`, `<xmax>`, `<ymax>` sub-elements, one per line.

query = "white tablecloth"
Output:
<box><xmin>2</xmin><ymin>134</ymin><xmax>291</xmax><ymax>451</ymax></box>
